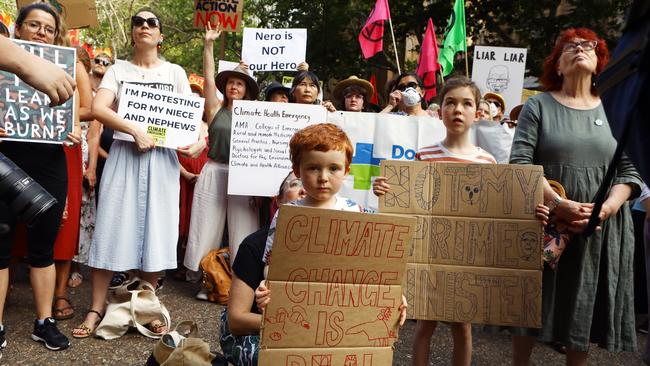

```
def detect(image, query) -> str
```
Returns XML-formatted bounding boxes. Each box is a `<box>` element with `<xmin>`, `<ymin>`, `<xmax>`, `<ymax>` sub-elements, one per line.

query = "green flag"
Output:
<box><xmin>437</xmin><ymin>0</ymin><xmax>467</xmax><ymax>77</ymax></box>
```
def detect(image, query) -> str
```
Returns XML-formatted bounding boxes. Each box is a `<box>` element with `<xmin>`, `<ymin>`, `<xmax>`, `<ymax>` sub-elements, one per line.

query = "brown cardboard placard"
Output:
<box><xmin>404</xmin><ymin>264</ymin><xmax>542</xmax><ymax>328</ymax></box>
<box><xmin>193</xmin><ymin>0</ymin><xmax>244</xmax><ymax>33</ymax></box>
<box><xmin>259</xmin><ymin>347</ymin><xmax>393</xmax><ymax>366</ymax></box>
<box><xmin>261</xmin><ymin>205</ymin><xmax>416</xmax><ymax>362</ymax></box>
<box><xmin>380</xmin><ymin>161</ymin><xmax>544</xmax><ymax>220</ymax></box>
<box><xmin>408</xmin><ymin>216</ymin><xmax>542</xmax><ymax>270</ymax></box>
<box><xmin>16</xmin><ymin>0</ymin><xmax>99</xmax><ymax>29</ymax></box>
<box><xmin>379</xmin><ymin>161</ymin><xmax>544</xmax><ymax>327</ymax></box>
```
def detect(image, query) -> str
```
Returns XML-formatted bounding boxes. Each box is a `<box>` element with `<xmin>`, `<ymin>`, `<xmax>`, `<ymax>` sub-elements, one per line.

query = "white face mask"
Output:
<box><xmin>402</xmin><ymin>87</ymin><xmax>421</xmax><ymax>107</ymax></box>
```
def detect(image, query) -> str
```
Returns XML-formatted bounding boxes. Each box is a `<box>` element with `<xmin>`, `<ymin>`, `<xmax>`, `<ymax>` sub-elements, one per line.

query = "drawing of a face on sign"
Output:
<box><xmin>460</xmin><ymin>175</ymin><xmax>481</xmax><ymax>206</ymax></box>
<box><xmin>519</xmin><ymin>231</ymin><xmax>538</xmax><ymax>261</ymax></box>
<box><xmin>486</xmin><ymin>65</ymin><xmax>509</xmax><ymax>93</ymax></box>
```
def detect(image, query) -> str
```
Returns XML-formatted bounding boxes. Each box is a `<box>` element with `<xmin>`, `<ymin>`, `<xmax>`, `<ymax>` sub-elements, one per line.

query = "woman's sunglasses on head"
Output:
<box><xmin>131</xmin><ymin>16</ymin><xmax>160</xmax><ymax>29</ymax></box>
<box><xmin>94</xmin><ymin>58</ymin><xmax>111</xmax><ymax>67</ymax></box>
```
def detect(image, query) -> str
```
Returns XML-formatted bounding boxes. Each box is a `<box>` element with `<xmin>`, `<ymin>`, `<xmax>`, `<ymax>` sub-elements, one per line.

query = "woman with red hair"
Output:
<box><xmin>509</xmin><ymin>28</ymin><xmax>642</xmax><ymax>365</ymax></box>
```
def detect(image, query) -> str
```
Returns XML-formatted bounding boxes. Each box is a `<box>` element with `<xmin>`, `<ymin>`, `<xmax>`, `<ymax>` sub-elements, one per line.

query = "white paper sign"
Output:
<box><xmin>242</xmin><ymin>28</ymin><xmax>307</xmax><ymax>72</ymax></box>
<box><xmin>228</xmin><ymin>100</ymin><xmax>327</xmax><ymax>196</ymax></box>
<box><xmin>471</xmin><ymin>45</ymin><xmax>527</xmax><ymax>115</ymax></box>
<box><xmin>114</xmin><ymin>83</ymin><xmax>204</xmax><ymax>149</ymax></box>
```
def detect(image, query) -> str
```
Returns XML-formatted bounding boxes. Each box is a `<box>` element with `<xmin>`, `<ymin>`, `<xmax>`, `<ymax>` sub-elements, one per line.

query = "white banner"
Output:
<box><xmin>227</xmin><ymin>102</ymin><xmax>448</xmax><ymax>209</ymax></box>
<box><xmin>242</xmin><ymin>28</ymin><xmax>307</xmax><ymax>72</ymax></box>
<box><xmin>114</xmin><ymin>83</ymin><xmax>204</xmax><ymax>149</ymax></box>
<box><xmin>471</xmin><ymin>45</ymin><xmax>527</xmax><ymax>115</ymax></box>
<box><xmin>227</xmin><ymin>100</ymin><xmax>327</xmax><ymax>196</ymax></box>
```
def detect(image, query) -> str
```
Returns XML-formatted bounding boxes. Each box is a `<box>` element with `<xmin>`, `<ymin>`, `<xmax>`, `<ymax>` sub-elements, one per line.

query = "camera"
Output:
<box><xmin>0</xmin><ymin>152</ymin><xmax>57</xmax><ymax>226</ymax></box>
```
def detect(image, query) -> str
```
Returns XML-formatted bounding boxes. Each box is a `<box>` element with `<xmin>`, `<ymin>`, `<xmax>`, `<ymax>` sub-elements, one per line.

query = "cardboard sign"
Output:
<box><xmin>0</xmin><ymin>39</ymin><xmax>76</xmax><ymax>144</ymax></box>
<box><xmin>227</xmin><ymin>100</ymin><xmax>327</xmax><ymax>196</ymax></box>
<box><xmin>379</xmin><ymin>161</ymin><xmax>544</xmax><ymax>328</ymax></box>
<box><xmin>193</xmin><ymin>0</ymin><xmax>244</xmax><ymax>33</ymax></box>
<box><xmin>242</xmin><ymin>28</ymin><xmax>307</xmax><ymax>72</ymax></box>
<box><xmin>260</xmin><ymin>206</ymin><xmax>416</xmax><ymax>363</ymax></box>
<box><xmin>471</xmin><ymin>45</ymin><xmax>527</xmax><ymax>115</ymax></box>
<box><xmin>114</xmin><ymin>83</ymin><xmax>204</xmax><ymax>149</ymax></box>
<box><xmin>260</xmin><ymin>348</ymin><xmax>393</xmax><ymax>366</ymax></box>
<box><xmin>16</xmin><ymin>0</ymin><xmax>99</xmax><ymax>29</ymax></box>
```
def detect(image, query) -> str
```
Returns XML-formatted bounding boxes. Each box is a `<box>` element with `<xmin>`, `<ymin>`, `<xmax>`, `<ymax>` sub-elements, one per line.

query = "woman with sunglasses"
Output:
<box><xmin>381</xmin><ymin>72</ymin><xmax>429</xmax><ymax>116</ymax></box>
<box><xmin>509</xmin><ymin>28</ymin><xmax>641</xmax><ymax>365</ymax></box>
<box><xmin>181</xmin><ymin>23</ymin><xmax>260</xmax><ymax>288</ymax></box>
<box><xmin>73</xmin><ymin>9</ymin><xmax>192</xmax><ymax>339</ymax></box>
<box><xmin>0</xmin><ymin>2</ymin><xmax>85</xmax><ymax>352</ymax></box>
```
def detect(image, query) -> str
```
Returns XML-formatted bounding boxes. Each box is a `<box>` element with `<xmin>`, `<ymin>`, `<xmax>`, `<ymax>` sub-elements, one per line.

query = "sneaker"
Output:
<box><xmin>195</xmin><ymin>288</ymin><xmax>209</xmax><ymax>301</ymax></box>
<box><xmin>0</xmin><ymin>326</ymin><xmax>6</xmax><ymax>360</ymax></box>
<box><xmin>109</xmin><ymin>272</ymin><xmax>128</xmax><ymax>289</ymax></box>
<box><xmin>31</xmin><ymin>318</ymin><xmax>70</xmax><ymax>351</ymax></box>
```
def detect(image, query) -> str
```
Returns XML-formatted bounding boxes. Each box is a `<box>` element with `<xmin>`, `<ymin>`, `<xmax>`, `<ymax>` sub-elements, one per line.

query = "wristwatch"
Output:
<box><xmin>546</xmin><ymin>195</ymin><xmax>563</xmax><ymax>212</ymax></box>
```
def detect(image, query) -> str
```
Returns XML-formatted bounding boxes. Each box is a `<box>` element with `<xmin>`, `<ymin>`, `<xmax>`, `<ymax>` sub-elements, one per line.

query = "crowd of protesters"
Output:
<box><xmin>0</xmin><ymin>3</ymin><xmax>649</xmax><ymax>366</ymax></box>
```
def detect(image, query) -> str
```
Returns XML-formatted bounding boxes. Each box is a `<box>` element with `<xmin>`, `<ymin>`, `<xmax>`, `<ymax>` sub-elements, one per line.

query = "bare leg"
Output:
<box><xmin>512</xmin><ymin>335</ymin><xmax>536</xmax><ymax>366</ymax></box>
<box><xmin>72</xmin><ymin>268</ymin><xmax>112</xmax><ymax>336</ymax></box>
<box><xmin>0</xmin><ymin>268</ymin><xmax>8</xmax><ymax>323</ymax></box>
<box><xmin>450</xmin><ymin>322</ymin><xmax>472</xmax><ymax>366</ymax></box>
<box><xmin>53</xmin><ymin>260</ymin><xmax>72</xmax><ymax>318</ymax></box>
<box><xmin>30</xmin><ymin>264</ymin><xmax>56</xmax><ymax>320</ymax></box>
<box><xmin>413</xmin><ymin>320</ymin><xmax>437</xmax><ymax>366</ymax></box>
<box><xmin>565</xmin><ymin>349</ymin><xmax>587</xmax><ymax>366</ymax></box>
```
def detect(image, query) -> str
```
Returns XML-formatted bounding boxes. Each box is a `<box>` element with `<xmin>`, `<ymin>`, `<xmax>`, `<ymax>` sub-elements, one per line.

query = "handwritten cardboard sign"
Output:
<box><xmin>227</xmin><ymin>100</ymin><xmax>327</xmax><ymax>196</ymax></box>
<box><xmin>114</xmin><ymin>83</ymin><xmax>204</xmax><ymax>149</ymax></box>
<box><xmin>16</xmin><ymin>0</ymin><xmax>99</xmax><ymax>29</ymax></box>
<box><xmin>242</xmin><ymin>28</ymin><xmax>307</xmax><ymax>72</ymax></box>
<box><xmin>0</xmin><ymin>39</ymin><xmax>76</xmax><ymax>144</ymax></box>
<box><xmin>260</xmin><ymin>205</ymin><xmax>416</xmax><ymax>364</ymax></box>
<box><xmin>379</xmin><ymin>161</ymin><xmax>544</xmax><ymax>327</ymax></box>
<box><xmin>193</xmin><ymin>0</ymin><xmax>244</xmax><ymax>32</ymax></box>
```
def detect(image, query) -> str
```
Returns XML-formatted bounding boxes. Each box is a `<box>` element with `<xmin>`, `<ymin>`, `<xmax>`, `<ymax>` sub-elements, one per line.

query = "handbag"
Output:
<box><xmin>542</xmin><ymin>180</ymin><xmax>572</xmax><ymax>269</ymax></box>
<box><xmin>95</xmin><ymin>279</ymin><xmax>171</xmax><ymax>340</ymax></box>
<box><xmin>199</xmin><ymin>248</ymin><xmax>232</xmax><ymax>305</ymax></box>
<box><xmin>149</xmin><ymin>321</ymin><xmax>214</xmax><ymax>366</ymax></box>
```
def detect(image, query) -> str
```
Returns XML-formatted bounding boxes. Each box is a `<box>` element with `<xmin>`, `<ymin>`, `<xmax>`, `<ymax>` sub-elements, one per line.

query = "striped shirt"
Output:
<box><xmin>416</xmin><ymin>142</ymin><xmax>497</xmax><ymax>164</ymax></box>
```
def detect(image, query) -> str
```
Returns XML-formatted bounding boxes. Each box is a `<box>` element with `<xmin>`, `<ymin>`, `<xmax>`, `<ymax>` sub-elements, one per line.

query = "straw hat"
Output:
<box><xmin>333</xmin><ymin>76</ymin><xmax>374</xmax><ymax>101</ymax></box>
<box><xmin>215</xmin><ymin>65</ymin><xmax>259</xmax><ymax>100</ymax></box>
<box><xmin>483</xmin><ymin>92</ymin><xmax>506</xmax><ymax>111</ymax></box>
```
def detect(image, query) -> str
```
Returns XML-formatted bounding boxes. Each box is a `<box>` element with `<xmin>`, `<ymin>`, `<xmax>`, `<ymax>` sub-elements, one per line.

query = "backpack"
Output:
<box><xmin>199</xmin><ymin>248</ymin><xmax>232</xmax><ymax>305</ymax></box>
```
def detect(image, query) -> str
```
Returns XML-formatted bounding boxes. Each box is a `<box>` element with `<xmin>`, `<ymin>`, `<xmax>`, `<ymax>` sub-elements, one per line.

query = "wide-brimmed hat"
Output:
<box><xmin>333</xmin><ymin>76</ymin><xmax>374</xmax><ymax>101</ymax></box>
<box><xmin>483</xmin><ymin>92</ymin><xmax>506</xmax><ymax>111</ymax></box>
<box><xmin>509</xmin><ymin>104</ymin><xmax>523</xmax><ymax>121</ymax></box>
<box><xmin>264</xmin><ymin>81</ymin><xmax>290</xmax><ymax>101</ymax></box>
<box><xmin>215</xmin><ymin>65</ymin><xmax>259</xmax><ymax>100</ymax></box>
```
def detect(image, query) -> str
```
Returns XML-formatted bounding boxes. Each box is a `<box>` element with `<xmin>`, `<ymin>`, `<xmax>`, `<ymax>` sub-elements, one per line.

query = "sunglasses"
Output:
<box><xmin>94</xmin><ymin>58</ymin><xmax>111</xmax><ymax>67</ymax></box>
<box><xmin>396</xmin><ymin>81</ymin><xmax>418</xmax><ymax>92</ymax></box>
<box><xmin>131</xmin><ymin>16</ymin><xmax>160</xmax><ymax>29</ymax></box>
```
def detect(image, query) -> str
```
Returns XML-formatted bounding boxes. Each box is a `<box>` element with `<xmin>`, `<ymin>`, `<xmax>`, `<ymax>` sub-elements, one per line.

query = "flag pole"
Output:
<box><xmin>388</xmin><ymin>17</ymin><xmax>401</xmax><ymax>74</ymax></box>
<box><xmin>438</xmin><ymin>69</ymin><xmax>445</xmax><ymax>86</ymax></box>
<box><xmin>464</xmin><ymin>51</ymin><xmax>469</xmax><ymax>78</ymax></box>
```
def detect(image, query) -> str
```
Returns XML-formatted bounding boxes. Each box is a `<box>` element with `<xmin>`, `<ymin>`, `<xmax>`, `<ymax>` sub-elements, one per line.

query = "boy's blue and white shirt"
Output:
<box><xmin>263</xmin><ymin>195</ymin><xmax>373</xmax><ymax>265</ymax></box>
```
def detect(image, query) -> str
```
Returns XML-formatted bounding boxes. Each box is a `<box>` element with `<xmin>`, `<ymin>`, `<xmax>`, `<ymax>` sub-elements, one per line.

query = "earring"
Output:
<box><xmin>157</xmin><ymin>41</ymin><xmax>162</xmax><ymax>49</ymax></box>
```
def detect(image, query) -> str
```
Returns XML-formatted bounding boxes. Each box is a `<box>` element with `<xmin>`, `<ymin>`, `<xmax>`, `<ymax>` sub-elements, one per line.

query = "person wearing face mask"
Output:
<box><xmin>381</xmin><ymin>72</ymin><xmax>429</xmax><ymax>116</ymax></box>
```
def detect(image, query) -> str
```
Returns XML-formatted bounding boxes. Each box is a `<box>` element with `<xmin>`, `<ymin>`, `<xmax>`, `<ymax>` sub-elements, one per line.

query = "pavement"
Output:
<box><xmin>0</xmin><ymin>266</ymin><xmax>646</xmax><ymax>365</ymax></box>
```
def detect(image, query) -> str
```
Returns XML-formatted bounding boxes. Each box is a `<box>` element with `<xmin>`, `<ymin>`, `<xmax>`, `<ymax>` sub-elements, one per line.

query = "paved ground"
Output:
<box><xmin>0</xmin><ymin>266</ymin><xmax>646</xmax><ymax>365</ymax></box>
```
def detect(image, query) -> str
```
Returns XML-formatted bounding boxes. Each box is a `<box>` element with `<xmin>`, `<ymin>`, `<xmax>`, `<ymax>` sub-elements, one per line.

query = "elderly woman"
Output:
<box><xmin>509</xmin><ymin>28</ymin><xmax>642</xmax><ymax>366</ymax></box>
<box><xmin>182</xmin><ymin>24</ymin><xmax>260</xmax><ymax>286</ymax></box>
<box><xmin>327</xmin><ymin>75</ymin><xmax>375</xmax><ymax>112</ymax></box>
<box><xmin>74</xmin><ymin>8</ymin><xmax>192</xmax><ymax>338</ymax></box>
<box><xmin>381</xmin><ymin>72</ymin><xmax>429</xmax><ymax>116</ymax></box>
